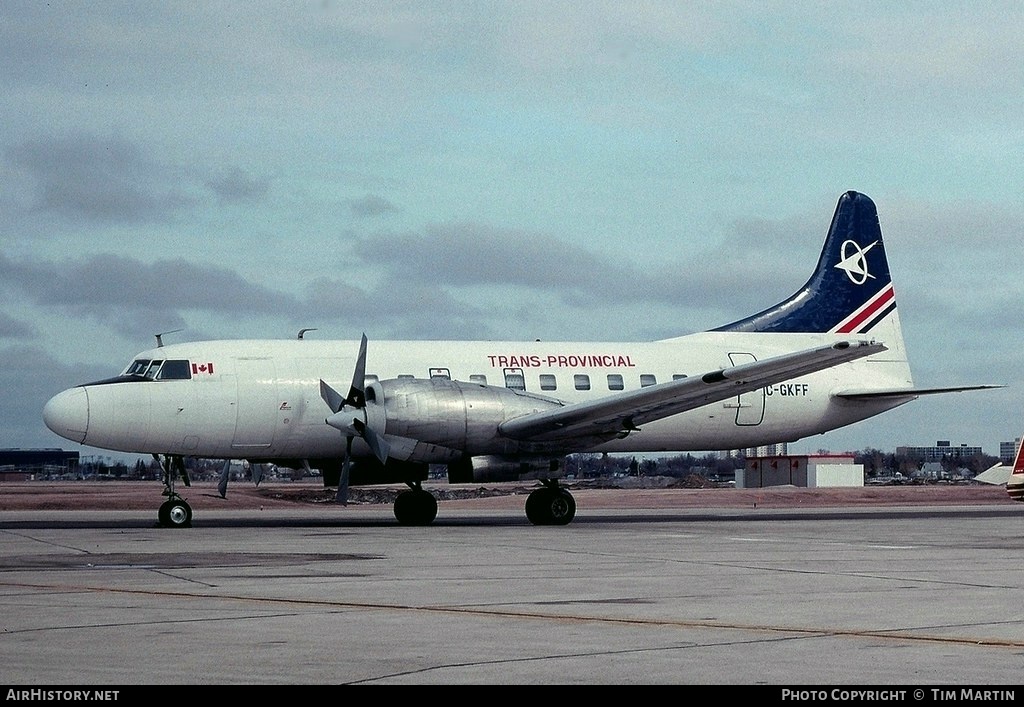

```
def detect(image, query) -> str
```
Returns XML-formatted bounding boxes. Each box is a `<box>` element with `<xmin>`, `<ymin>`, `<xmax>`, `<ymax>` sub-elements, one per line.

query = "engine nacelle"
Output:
<box><xmin>364</xmin><ymin>378</ymin><xmax>564</xmax><ymax>463</ymax></box>
<box><xmin>446</xmin><ymin>454</ymin><xmax>564</xmax><ymax>483</ymax></box>
<box><xmin>314</xmin><ymin>457</ymin><xmax>429</xmax><ymax>487</ymax></box>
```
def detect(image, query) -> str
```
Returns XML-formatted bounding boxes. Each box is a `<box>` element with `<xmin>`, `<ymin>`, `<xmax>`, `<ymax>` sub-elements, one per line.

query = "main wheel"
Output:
<box><xmin>393</xmin><ymin>489</ymin><xmax>437</xmax><ymax>526</ymax></box>
<box><xmin>549</xmin><ymin>488</ymin><xmax>576</xmax><ymax>526</ymax></box>
<box><xmin>525</xmin><ymin>487</ymin><xmax>576</xmax><ymax>526</ymax></box>
<box><xmin>158</xmin><ymin>500</ymin><xmax>171</xmax><ymax>526</ymax></box>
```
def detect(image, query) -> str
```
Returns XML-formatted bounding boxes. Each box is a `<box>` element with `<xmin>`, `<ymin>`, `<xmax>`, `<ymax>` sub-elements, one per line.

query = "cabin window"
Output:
<box><xmin>470</xmin><ymin>374</ymin><xmax>488</xmax><ymax>384</ymax></box>
<box><xmin>640</xmin><ymin>374</ymin><xmax>657</xmax><ymax>387</ymax></box>
<box><xmin>574</xmin><ymin>374</ymin><xmax>591</xmax><ymax>391</ymax></box>
<box><xmin>156</xmin><ymin>360</ymin><xmax>192</xmax><ymax>380</ymax></box>
<box><xmin>430</xmin><ymin>367</ymin><xmax>451</xmax><ymax>380</ymax></box>
<box><xmin>539</xmin><ymin>374</ymin><xmax>557</xmax><ymax>391</ymax></box>
<box><xmin>504</xmin><ymin>368</ymin><xmax>526</xmax><ymax>391</ymax></box>
<box><xmin>144</xmin><ymin>360</ymin><xmax>164</xmax><ymax>379</ymax></box>
<box><xmin>607</xmin><ymin>374</ymin><xmax>624</xmax><ymax>391</ymax></box>
<box><xmin>398</xmin><ymin>374</ymin><xmax>414</xmax><ymax>379</ymax></box>
<box><xmin>672</xmin><ymin>374</ymin><xmax>687</xmax><ymax>380</ymax></box>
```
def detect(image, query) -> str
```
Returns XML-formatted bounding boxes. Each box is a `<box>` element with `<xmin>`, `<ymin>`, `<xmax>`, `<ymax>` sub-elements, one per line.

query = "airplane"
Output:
<box><xmin>1010</xmin><ymin>451</ymin><xmax>1024</xmax><ymax>502</ymax></box>
<box><xmin>42</xmin><ymin>191</ymin><xmax>1000</xmax><ymax>528</ymax></box>
<box><xmin>974</xmin><ymin>437</ymin><xmax>1024</xmax><ymax>503</ymax></box>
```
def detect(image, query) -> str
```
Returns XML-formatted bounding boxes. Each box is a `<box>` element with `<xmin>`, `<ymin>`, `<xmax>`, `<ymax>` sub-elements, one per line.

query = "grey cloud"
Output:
<box><xmin>350</xmin><ymin>222</ymin><xmax>639</xmax><ymax>291</ymax></box>
<box><xmin>329</xmin><ymin>225</ymin><xmax>721</xmax><ymax>341</ymax></box>
<box><xmin>0</xmin><ymin>312</ymin><xmax>37</xmax><ymax>339</ymax></box>
<box><xmin>0</xmin><ymin>344</ymin><xmax>113</xmax><ymax>448</ymax></box>
<box><xmin>6</xmin><ymin>135</ymin><xmax>195</xmax><ymax>224</ymax></box>
<box><xmin>345</xmin><ymin>220</ymin><xmax>781</xmax><ymax>324</ymax></box>
<box><xmin>0</xmin><ymin>250</ymin><xmax>499</xmax><ymax>344</ymax></box>
<box><xmin>0</xmin><ymin>252</ymin><xmax>302</xmax><ymax>318</ymax></box>
<box><xmin>348</xmin><ymin>195</ymin><xmax>399</xmax><ymax>218</ymax></box>
<box><xmin>302</xmin><ymin>276</ymin><xmax>493</xmax><ymax>339</ymax></box>
<box><xmin>5</xmin><ymin>134</ymin><xmax>272</xmax><ymax>225</ymax></box>
<box><xmin>205</xmin><ymin>168</ymin><xmax>270</xmax><ymax>204</ymax></box>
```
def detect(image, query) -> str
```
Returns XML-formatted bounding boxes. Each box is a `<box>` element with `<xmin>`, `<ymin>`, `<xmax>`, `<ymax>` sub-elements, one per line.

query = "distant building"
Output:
<box><xmin>0</xmin><ymin>449</ymin><xmax>80</xmax><ymax>481</ymax></box>
<box><xmin>1000</xmin><ymin>439</ymin><xmax>1021</xmax><ymax>464</ymax></box>
<box><xmin>737</xmin><ymin>454</ymin><xmax>862</xmax><ymax>488</ymax></box>
<box><xmin>742</xmin><ymin>442</ymin><xmax>788</xmax><ymax>457</ymax></box>
<box><xmin>896</xmin><ymin>441</ymin><xmax>982</xmax><ymax>462</ymax></box>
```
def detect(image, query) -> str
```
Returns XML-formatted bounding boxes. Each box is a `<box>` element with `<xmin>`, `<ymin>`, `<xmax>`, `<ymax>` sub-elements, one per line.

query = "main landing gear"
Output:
<box><xmin>393</xmin><ymin>481</ymin><xmax>438</xmax><ymax>526</ymax></box>
<box><xmin>389</xmin><ymin>480</ymin><xmax>576</xmax><ymax>526</ymax></box>
<box><xmin>390</xmin><ymin>479</ymin><xmax>577</xmax><ymax>526</ymax></box>
<box><xmin>525</xmin><ymin>480</ymin><xmax>577</xmax><ymax>526</ymax></box>
<box><xmin>155</xmin><ymin>454</ymin><xmax>193</xmax><ymax>528</ymax></box>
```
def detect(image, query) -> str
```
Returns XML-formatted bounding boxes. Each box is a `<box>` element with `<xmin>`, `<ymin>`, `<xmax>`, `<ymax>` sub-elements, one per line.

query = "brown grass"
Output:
<box><xmin>0</xmin><ymin>479</ymin><xmax>1013</xmax><ymax>512</ymax></box>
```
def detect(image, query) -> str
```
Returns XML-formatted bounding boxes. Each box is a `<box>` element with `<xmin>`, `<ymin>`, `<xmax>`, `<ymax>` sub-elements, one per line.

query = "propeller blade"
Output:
<box><xmin>336</xmin><ymin>436</ymin><xmax>353</xmax><ymax>504</ymax></box>
<box><xmin>320</xmin><ymin>379</ymin><xmax>345</xmax><ymax>414</ymax></box>
<box><xmin>346</xmin><ymin>333</ymin><xmax>369</xmax><ymax>408</ymax></box>
<box><xmin>320</xmin><ymin>333</ymin><xmax>369</xmax><ymax>413</ymax></box>
<box><xmin>217</xmin><ymin>459</ymin><xmax>230</xmax><ymax>498</ymax></box>
<box><xmin>173</xmin><ymin>455</ymin><xmax>191</xmax><ymax>487</ymax></box>
<box><xmin>353</xmin><ymin>418</ymin><xmax>390</xmax><ymax>464</ymax></box>
<box><xmin>323</xmin><ymin>334</ymin><xmax>390</xmax><ymax>502</ymax></box>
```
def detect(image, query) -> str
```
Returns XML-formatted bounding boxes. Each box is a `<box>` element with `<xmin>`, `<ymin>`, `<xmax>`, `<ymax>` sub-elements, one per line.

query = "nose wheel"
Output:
<box><xmin>156</xmin><ymin>454</ymin><xmax>193</xmax><ymax>528</ymax></box>
<box><xmin>158</xmin><ymin>495</ymin><xmax>193</xmax><ymax>528</ymax></box>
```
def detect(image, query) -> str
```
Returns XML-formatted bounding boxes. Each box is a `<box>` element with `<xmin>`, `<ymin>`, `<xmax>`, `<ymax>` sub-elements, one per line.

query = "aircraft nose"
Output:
<box><xmin>43</xmin><ymin>387</ymin><xmax>89</xmax><ymax>443</ymax></box>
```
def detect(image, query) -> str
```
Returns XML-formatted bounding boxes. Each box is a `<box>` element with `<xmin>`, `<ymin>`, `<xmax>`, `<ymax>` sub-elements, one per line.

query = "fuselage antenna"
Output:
<box><xmin>155</xmin><ymin>329</ymin><xmax>183</xmax><ymax>348</ymax></box>
<box><xmin>298</xmin><ymin>328</ymin><xmax>318</xmax><ymax>340</ymax></box>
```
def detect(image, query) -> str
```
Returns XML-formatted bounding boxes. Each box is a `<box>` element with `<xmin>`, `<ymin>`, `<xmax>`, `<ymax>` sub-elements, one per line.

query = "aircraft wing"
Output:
<box><xmin>498</xmin><ymin>340</ymin><xmax>886</xmax><ymax>443</ymax></box>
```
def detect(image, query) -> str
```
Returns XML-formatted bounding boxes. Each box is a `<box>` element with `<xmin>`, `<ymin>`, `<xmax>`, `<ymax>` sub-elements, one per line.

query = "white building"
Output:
<box><xmin>737</xmin><ymin>454</ymin><xmax>863</xmax><ymax>488</ymax></box>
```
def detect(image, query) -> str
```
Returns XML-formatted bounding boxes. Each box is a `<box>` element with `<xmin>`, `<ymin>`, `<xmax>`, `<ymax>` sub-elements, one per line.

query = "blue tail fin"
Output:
<box><xmin>714</xmin><ymin>191</ymin><xmax>896</xmax><ymax>336</ymax></box>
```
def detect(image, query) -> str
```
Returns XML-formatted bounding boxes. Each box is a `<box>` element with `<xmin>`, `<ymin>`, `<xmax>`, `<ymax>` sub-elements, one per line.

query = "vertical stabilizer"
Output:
<box><xmin>715</xmin><ymin>192</ymin><xmax>896</xmax><ymax>335</ymax></box>
<box><xmin>1008</xmin><ymin>438</ymin><xmax>1024</xmax><ymax>502</ymax></box>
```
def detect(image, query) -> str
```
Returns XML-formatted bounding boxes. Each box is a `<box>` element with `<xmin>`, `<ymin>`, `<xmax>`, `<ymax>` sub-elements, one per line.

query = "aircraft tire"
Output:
<box><xmin>162</xmin><ymin>499</ymin><xmax>193</xmax><ymax>528</ymax></box>
<box><xmin>158</xmin><ymin>501</ymin><xmax>171</xmax><ymax>526</ymax></box>
<box><xmin>525</xmin><ymin>487</ymin><xmax>576</xmax><ymax>526</ymax></box>
<box><xmin>394</xmin><ymin>489</ymin><xmax>437</xmax><ymax>526</ymax></box>
<box><xmin>551</xmin><ymin>489</ymin><xmax>576</xmax><ymax>525</ymax></box>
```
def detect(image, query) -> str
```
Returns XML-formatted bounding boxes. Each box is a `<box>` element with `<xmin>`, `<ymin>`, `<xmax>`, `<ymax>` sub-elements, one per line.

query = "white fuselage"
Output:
<box><xmin>45</xmin><ymin>331</ymin><xmax>914</xmax><ymax>462</ymax></box>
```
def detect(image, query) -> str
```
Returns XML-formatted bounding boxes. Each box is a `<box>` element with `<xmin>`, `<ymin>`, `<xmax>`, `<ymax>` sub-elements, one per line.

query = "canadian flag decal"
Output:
<box><xmin>191</xmin><ymin>362</ymin><xmax>215</xmax><ymax>375</ymax></box>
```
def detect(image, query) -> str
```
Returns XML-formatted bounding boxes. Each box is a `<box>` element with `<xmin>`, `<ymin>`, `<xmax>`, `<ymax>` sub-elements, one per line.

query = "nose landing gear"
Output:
<box><xmin>155</xmin><ymin>454</ymin><xmax>193</xmax><ymax>528</ymax></box>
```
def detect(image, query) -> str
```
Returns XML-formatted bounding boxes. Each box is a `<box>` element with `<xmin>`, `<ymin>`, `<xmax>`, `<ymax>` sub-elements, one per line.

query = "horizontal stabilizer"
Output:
<box><xmin>974</xmin><ymin>464</ymin><xmax>1012</xmax><ymax>486</ymax></box>
<box><xmin>834</xmin><ymin>384</ymin><xmax>1003</xmax><ymax>400</ymax></box>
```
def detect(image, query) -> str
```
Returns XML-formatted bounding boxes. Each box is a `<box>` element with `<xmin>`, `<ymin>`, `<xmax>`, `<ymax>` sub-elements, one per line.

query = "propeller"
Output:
<box><xmin>217</xmin><ymin>459</ymin><xmax>231</xmax><ymax>498</ymax></box>
<box><xmin>320</xmin><ymin>334</ymin><xmax>390</xmax><ymax>503</ymax></box>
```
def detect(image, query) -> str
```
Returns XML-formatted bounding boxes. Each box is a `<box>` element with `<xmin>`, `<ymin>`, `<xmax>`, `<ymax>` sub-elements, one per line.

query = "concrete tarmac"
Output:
<box><xmin>1</xmin><ymin>497</ymin><xmax>1022</xmax><ymax>686</ymax></box>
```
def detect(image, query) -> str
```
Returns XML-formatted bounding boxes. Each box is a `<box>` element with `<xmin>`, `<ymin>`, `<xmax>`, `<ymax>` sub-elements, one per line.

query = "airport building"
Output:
<box><xmin>895</xmin><ymin>440</ymin><xmax>983</xmax><ymax>462</ymax></box>
<box><xmin>0</xmin><ymin>448</ymin><xmax>80</xmax><ymax>481</ymax></box>
<box><xmin>737</xmin><ymin>453</ymin><xmax>862</xmax><ymax>489</ymax></box>
<box><xmin>1000</xmin><ymin>439</ymin><xmax>1021</xmax><ymax>464</ymax></box>
<box><xmin>742</xmin><ymin>442</ymin><xmax>789</xmax><ymax>457</ymax></box>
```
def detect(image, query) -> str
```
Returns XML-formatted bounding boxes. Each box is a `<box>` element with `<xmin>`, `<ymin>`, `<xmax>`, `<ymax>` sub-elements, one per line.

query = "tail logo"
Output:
<box><xmin>835</xmin><ymin>239</ymin><xmax>879</xmax><ymax>285</ymax></box>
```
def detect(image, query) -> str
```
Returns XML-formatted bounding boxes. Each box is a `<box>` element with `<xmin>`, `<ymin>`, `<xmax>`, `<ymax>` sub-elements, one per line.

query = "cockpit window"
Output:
<box><xmin>125</xmin><ymin>360</ymin><xmax>150</xmax><ymax>376</ymax></box>
<box><xmin>122</xmin><ymin>359</ymin><xmax>192</xmax><ymax>380</ymax></box>
<box><xmin>157</xmin><ymin>360</ymin><xmax>192</xmax><ymax>380</ymax></box>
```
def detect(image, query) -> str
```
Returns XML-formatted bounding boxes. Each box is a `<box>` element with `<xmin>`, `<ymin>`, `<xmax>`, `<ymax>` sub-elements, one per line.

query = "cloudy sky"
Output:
<box><xmin>2</xmin><ymin>1</ymin><xmax>1022</xmax><ymax>465</ymax></box>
